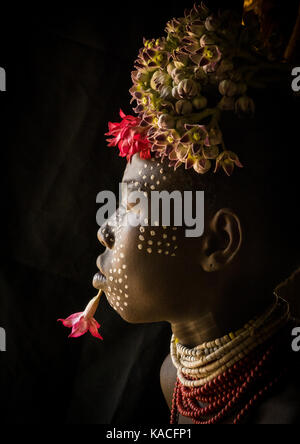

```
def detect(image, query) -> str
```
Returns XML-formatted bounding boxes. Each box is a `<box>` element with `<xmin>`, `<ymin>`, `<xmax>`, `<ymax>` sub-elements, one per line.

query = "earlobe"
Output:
<box><xmin>201</xmin><ymin>208</ymin><xmax>243</xmax><ymax>272</ymax></box>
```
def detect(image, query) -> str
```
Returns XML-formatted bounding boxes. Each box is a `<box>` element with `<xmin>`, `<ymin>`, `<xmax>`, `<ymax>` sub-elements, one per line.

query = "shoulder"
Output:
<box><xmin>160</xmin><ymin>353</ymin><xmax>177</xmax><ymax>411</ymax></box>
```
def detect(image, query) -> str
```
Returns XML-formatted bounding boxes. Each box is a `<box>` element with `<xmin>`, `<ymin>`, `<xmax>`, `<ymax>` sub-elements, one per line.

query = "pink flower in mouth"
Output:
<box><xmin>58</xmin><ymin>291</ymin><xmax>103</xmax><ymax>340</ymax></box>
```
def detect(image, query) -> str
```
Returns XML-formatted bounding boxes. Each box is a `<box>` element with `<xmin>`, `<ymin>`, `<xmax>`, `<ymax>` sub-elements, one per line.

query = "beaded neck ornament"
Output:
<box><xmin>170</xmin><ymin>294</ymin><xmax>294</xmax><ymax>424</ymax></box>
<box><xmin>106</xmin><ymin>2</ymin><xmax>290</xmax><ymax>176</ymax></box>
<box><xmin>58</xmin><ymin>4</ymin><xmax>297</xmax><ymax>423</ymax></box>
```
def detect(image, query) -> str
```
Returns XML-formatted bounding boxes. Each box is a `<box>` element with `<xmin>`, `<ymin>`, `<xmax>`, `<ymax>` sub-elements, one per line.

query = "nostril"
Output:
<box><xmin>97</xmin><ymin>227</ymin><xmax>106</xmax><ymax>247</ymax></box>
<box><xmin>97</xmin><ymin>225</ymin><xmax>115</xmax><ymax>249</ymax></box>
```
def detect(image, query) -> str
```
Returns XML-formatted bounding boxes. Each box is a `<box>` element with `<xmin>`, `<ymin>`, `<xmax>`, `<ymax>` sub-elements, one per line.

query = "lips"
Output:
<box><xmin>93</xmin><ymin>270</ymin><xmax>107</xmax><ymax>290</ymax></box>
<box><xmin>93</xmin><ymin>254</ymin><xmax>107</xmax><ymax>290</ymax></box>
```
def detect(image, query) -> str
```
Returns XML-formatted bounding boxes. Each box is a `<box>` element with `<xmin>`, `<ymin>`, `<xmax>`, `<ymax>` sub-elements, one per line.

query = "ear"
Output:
<box><xmin>200</xmin><ymin>208</ymin><xmax>243</xmax><ymax>272</ymax></box>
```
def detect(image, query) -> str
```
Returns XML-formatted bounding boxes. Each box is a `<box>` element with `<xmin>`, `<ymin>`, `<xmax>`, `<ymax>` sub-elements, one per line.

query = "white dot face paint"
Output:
<box><xmin>126</xmin><ymin>160</ymin><xmax>181</xmax><ymax>261</ymax></box>
<box><xmin>101</xmin><ymin>224</ymin><xmax>132</xmax><ymax>314</ymax></box>
<box><xmin>97</xmin><ymin>157</ymin><xmax>186</xmax><ymax>321</ymax></box>
<box><xmin>135</xmin><ymin>223</ymin><xmax>179</xmax><ymax>258</ymax></box>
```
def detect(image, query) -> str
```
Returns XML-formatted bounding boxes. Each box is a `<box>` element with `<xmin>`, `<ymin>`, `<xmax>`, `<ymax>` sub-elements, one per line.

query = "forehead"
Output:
<box><xmin>122</xmin><ymin>154</ymin><xmax>194</xmax><ymax>192</ymax></box>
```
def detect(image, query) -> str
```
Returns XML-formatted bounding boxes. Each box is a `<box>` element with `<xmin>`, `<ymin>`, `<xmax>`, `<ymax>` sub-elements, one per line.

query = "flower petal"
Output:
<box><xmin>119</xmin><ymin>109</ymin><xmax>126</xmax><ymax>119</ymax></box>
<box><xmin>57</xmin><ymin>313</ymin><xmax>83</xmax><ymax>328</ymax></box>
<box><xmin>89</xmin><ymin>319</ymin><xmax>103</xmax><ymax>340</ymax></box>
<box><xmin>68</xmin><ymin>316</ymin><xmax>89</xmax><ymax>337</ymax></box>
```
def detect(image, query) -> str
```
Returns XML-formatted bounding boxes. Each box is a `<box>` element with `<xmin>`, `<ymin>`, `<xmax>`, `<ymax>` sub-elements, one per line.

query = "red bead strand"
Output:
<box><xmin>170</xmin><ymin>329</ymin><xmax>291</xmax><ymax>425</ymax></box>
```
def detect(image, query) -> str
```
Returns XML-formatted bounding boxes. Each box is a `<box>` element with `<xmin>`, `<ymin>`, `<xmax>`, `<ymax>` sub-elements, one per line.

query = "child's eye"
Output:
<box><xmin>126</xmin><ymin>201</ymin><xmax>139</xmax><ymax>211</ymax></box>
<box><xmin>117</xmin><ymin>200</ymin><xmax>138</xmax><ymax>213</ymax></box>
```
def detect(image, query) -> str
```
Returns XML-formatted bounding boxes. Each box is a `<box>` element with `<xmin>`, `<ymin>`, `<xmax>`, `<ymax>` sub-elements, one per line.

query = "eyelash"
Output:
<box><xmin>117</xmin><ymin>200</ymin><xmax>139</xmax><ymax>212</ymax></box>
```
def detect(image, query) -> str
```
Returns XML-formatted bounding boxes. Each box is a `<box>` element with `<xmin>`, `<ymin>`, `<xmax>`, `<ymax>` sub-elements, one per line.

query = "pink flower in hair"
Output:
<box><xmin>105</xmin><ymin>109</ymin><xmax>152</xmax><ymax>162</ymax></box>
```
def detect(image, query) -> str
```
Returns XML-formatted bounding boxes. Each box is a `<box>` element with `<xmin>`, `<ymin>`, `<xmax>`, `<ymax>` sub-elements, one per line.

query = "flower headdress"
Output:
<box><xmin>58</xmin><ymin>2</ymin><xmax>292</xmax><ymax>342</ymax></box>
<box><xmin>106</xmin><ymin>2</ymin><xmax>289</xmax><ymax>176</ymax></box>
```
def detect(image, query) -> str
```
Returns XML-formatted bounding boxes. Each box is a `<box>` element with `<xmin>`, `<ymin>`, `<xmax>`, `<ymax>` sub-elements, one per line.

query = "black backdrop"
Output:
<box><xmin>0</xmin><ymin>1</ymin><xmax>248</xmax><ymax>424</ymax></box>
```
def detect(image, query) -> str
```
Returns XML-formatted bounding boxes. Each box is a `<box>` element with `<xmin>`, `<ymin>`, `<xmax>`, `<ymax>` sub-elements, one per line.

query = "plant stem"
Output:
<box><xmin>186</xmin><ymin>108</ymin><xmax>218</xmax><ymax>123</ymax></box>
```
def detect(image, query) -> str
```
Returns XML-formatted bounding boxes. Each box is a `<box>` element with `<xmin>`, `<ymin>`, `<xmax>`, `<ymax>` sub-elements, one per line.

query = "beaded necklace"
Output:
<box><xmin>170</xmin><ymin>295</ymin><xmax>292</xmax><ymax>424</ymax></box>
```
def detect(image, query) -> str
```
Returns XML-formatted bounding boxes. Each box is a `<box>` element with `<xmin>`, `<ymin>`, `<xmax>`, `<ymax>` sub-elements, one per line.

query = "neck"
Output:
<box><xmin>171</xmin><ymin>312</ymin><xmax>222</xmax><ymax>347</ymax></box>
<box><xmin>171</xmin><ymin>286</ymin><xmax>274</xmax><ymax>348</ymax></box>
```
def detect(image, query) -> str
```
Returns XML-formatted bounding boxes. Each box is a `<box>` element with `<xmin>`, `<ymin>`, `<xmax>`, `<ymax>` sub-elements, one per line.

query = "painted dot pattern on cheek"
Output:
<box><xmin>105</xmin><ymin>164</ymin><xmax>182</xmax><ymax>313</ymax></box>
<box><xmin>105</xmin><ymin>218</ymin><xmax>131</xmax><ymax>313</ymax></box>
<box><xmin>136</xmin><ymin>203</ymin><xmax>179</xmax><ymax>255</ymax></box>
<box><xmin>136</xmin><ymin>225</ymin><xmax>179</xmax><ymax>256</ymax></box>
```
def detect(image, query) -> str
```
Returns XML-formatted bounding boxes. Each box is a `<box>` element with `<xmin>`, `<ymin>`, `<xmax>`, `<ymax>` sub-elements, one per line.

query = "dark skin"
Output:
<box><xmin>93</xmin><ymin>154</ymin><xmax>281</xmax><ymax>424</ymax></box>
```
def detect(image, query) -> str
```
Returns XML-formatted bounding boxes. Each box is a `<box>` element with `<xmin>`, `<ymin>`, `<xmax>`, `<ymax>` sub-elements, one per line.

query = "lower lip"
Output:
<box><xmin>93</xmin><ymin>271</ymin><xmax>107</xmax><ymax>288</ymax></box>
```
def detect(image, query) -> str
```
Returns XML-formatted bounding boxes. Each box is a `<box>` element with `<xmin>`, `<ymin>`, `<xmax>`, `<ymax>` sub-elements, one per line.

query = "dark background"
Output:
<box><xmin>0</xmin><ymin>0</ymin><xmax>296</xmax><ymax>425</ymax></box>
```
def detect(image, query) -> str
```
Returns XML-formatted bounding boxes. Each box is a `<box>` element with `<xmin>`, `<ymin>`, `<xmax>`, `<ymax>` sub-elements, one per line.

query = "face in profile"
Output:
<box><xmin>93</xmin><ymin>153</ymin><xmax>221</xmax><ymax>324</ymax></box>
<box><xmin>92</xmin><ymin>147</ymin><xmax>296</xmax><ymax>343</ymax></box>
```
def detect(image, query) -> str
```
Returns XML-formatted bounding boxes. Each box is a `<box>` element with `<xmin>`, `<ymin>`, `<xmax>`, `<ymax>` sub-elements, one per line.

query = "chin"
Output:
<box><xmin>117</xmin><ymin>310</ymin><xmax>155</xmax><ymax>325</ymax></box>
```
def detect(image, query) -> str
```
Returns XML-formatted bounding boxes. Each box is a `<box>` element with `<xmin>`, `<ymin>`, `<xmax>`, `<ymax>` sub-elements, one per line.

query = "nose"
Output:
<box><xmin>97</xmin><ymin>223</ymin><xmax>115</xmax><ymax>249</ymax></box>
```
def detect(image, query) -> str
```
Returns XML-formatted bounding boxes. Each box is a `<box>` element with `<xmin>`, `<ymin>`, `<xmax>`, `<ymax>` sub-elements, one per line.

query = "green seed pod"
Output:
<box><xmin>175</xmin><ymin>99</ymin><xmax>193</xmax><ymax>115</ymax></box>
<box><xmin>192</xmin><ymin>96</ymin><xmax>208</xmax><ymax>110</ymax></box>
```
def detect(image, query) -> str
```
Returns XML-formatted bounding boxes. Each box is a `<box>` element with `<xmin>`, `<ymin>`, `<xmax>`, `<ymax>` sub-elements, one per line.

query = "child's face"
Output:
<box><xmin>93</xmin><ymin>154</ymin><xmax>209</xmax><ymax>324</ymax></box>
